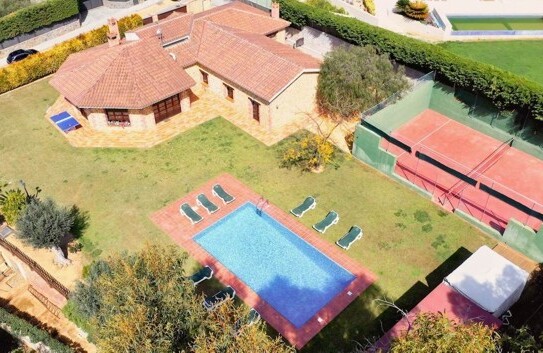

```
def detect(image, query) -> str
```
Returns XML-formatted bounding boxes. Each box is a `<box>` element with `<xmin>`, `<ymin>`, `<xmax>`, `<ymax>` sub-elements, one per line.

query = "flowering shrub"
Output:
<box><xmin>281</xmin><ymin>133</ymin><xmax>335</xmax><ymax>172</ymax></box>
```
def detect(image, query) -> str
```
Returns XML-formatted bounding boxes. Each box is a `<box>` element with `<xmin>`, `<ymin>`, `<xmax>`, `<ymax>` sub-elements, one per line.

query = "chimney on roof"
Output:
<box><xmin>107</xmin><ymin>18</ymin><xmax>120</xmax><ymax>47</ymax></box>
<box><xmin>271</xmin><ymin>2</ymin><xmax>280</xmax><ymax>19</ymax></box>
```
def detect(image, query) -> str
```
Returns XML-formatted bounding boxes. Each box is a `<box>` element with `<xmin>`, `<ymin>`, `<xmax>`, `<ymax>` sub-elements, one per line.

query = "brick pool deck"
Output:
<box><xmin>150</xmin><ymin>173</ymin><xmax>377</xmax><ymax>349</ymax></box>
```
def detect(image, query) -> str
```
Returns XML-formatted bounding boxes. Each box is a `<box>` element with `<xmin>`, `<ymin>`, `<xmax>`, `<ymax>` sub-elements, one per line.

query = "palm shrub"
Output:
<box><xmin>0</xmin><ymin>189</ymin><xmax>27</xmax><ymax>225</ymax></box>
<box><xmin>395</xmin><ymin>0</ymin><xmax>410</xmax><ymax>11</ymax></box>
<box><xmin>404</xmin><ymin>1</ymin><xmax>429</xmax><ymax>20</ymax></box>
<box><xmin>17</xmin><ymin>198</ymin><xmax>74</xmax><ymax>249</ymax></box>
<box><xmin>363</xmin><ymin>0</ymin><xmax>376</xmax><ymax>15</ymax></box>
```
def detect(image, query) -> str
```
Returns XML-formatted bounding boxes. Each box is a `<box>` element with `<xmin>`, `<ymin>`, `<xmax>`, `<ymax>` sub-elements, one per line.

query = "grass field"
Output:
<box><xmin>448</xmin><ymin>17</ymin><xmax>543</xmax><ymax>31</ymax></box>
<box><xmin>440</xmin><ymin>40</ymin><xmax>543</xmax><ymax>86</ymax></box>
<box><xmin>0</xmin><ymin>79</ymin><xmax>495</xmax><ymax>352</ymax></box>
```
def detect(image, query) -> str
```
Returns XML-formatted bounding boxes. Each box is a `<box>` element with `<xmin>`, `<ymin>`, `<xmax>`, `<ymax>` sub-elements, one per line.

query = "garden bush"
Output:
<box><xmin>0</xmin><ymin>14</ymin><xmax>142</xmax><ymax>94</ymax></box>
<box><xmin>281</xmin><ymin>133</ymin><xmax>335</xmax><ymax>172</ymax></box>
<box><xmin>0</xmin><ymin>0</ymin><xmax>32</xmax><ymax>18</ymax></box>
<box><xmin>277</xmin><ymin>0</ymin><xmax>543</xmax><ymax>120</ymax></box>
<box><xmin>0</xmin><ymin>307</ymin><xmax>72</xmax><ymax>353</ymax></box>
<box><xmin>306</xmin><ymin>0</ymin><xmax>347</xmax><ymax>15</ymax></box>
<box><xmin>0</xmin><ymin>0</ymin><xmax>79</xmax><ymax>43</ymax></box>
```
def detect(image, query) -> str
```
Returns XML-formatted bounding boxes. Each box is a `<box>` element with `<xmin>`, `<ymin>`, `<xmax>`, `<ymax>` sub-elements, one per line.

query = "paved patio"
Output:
<box><xmin>150</xmin><ymin>173</ymin><xmax>376</xmax><ymax>349</ymax></box>
<box><xmin>46</xmin><ymin>89</ymin><xmax>303</xmax><ymax>148</ymax></box>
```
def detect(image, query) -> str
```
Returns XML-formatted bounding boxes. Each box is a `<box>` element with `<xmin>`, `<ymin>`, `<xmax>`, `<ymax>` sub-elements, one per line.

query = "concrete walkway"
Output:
<box><xmin>0</xmin><ymin>0</ymin><xmax>174</xmax><ymax>67</ymax></box>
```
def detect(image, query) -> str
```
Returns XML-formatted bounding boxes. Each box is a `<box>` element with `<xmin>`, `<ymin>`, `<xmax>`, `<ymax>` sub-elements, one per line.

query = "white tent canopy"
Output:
<box><xmin>445</xmin><ymin>245</ymin><xmax>529</xmax><ymax>317</ymax></box>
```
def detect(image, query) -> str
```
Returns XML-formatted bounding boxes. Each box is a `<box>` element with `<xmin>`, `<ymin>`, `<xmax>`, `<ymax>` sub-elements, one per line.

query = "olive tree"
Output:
<box><xmin>317</xmin><ymin>45</ymin><xmax>409</xmax><ymax>122</ymax></box>
<box><xmin>16</xmin><ymin>198</ymin><xmax>73</xmax><ymax>248</ymax></box>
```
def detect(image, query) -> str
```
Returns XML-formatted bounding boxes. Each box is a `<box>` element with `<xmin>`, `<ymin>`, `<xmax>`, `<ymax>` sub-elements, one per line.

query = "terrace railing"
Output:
<box><xmin>0</xmin><ymin>238</ymin><xmax>70</xmax><ymax>299</ymax></box>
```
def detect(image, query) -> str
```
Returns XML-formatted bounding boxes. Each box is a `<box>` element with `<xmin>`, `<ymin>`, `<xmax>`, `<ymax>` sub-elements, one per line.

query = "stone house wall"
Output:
<box><xmin>269</xmin><ymin>71</ymin><xmax>318</xmax><ymax>129</ymax></box>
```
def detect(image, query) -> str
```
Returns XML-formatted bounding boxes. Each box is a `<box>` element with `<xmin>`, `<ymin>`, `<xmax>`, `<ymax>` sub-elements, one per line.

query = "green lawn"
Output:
<box><xmin>440</xmin><ymin>40</ymin><xmax>543</xmax><ymax>86</ymax></box>
<box><xmin>0</xmin><ymin>79</ymin><xmax>495</xmax><ymax>352</ymax></box>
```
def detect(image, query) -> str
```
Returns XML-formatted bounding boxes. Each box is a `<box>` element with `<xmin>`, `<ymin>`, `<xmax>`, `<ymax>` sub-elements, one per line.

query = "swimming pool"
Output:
<box><xmin>194</xmin><ymin>202</ymin><xmax>356</xmax><ymax>328</ymax></box>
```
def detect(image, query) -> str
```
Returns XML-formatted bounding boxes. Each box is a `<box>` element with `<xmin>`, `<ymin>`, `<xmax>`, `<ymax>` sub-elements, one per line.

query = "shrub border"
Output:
<box><xmin>0</xmin><ymin>0</ymin><xmax>79</xmax><ymax>44</ymax></box>
<box><xmin>0</xmin><ymin>14</ymin><xmax>143</xmax><ymax>95</ymax></box>
<box><xmin>277</xmin><ymin>0</ymin><xmax>543</xmax><ymax>119</ymax></box>
<box><xmin>0</xmin><ymin>306</ymin><xmax>72</xmax><ymax>353</ymax></box>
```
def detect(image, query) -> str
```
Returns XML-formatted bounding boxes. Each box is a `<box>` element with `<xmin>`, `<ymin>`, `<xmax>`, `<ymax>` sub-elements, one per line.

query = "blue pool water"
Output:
<box><xmin>194</xmin><ymin>202</ymin><xmax>355</xmax><ymax>328</ymax></box>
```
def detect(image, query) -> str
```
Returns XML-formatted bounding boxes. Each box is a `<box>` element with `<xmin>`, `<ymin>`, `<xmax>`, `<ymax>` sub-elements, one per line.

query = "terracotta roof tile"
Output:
<box><xmin>197</xmin><ymin>7</ymin><xmax>289</xmax><ymax>35</ymax></box>
<box><xmin>131</xmin><ymin>13</ymin><xmax>194</xmax><ymax>44</ymax></box>
<box><xmin>51</xmin><ymin>39</ymin><xmax>195</xmax><ymax>109</ymax></box>
<box><xmin>195</xmin><ymin>22</ymin><xmax>319</xmax><ymax>102</ymax></box>
<box><xmin>52</xmin><ymin>1</ymin><xmax>318</xmax><ymax>109</ymax></box>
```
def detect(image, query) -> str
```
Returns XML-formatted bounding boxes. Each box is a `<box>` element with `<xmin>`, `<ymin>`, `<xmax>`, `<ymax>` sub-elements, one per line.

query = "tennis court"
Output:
<box><xmin>448</xmin><ymin>16</ymin><xmax>543</xmax><ymax>31</ymax></box>
<box><xmin>381</xmin><ymin>109</ymin><xmax>543</xmax><ymax>232</ymax></box>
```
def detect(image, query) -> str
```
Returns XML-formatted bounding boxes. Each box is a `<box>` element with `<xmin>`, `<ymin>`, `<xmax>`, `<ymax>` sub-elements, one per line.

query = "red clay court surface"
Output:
<box><xmin>381</xmin><ymin>109</ymin><xmax>543</xmax><ymax>232</ymax></box>
<box><xmin>150</xmin><ymin>173</ymin><xmax>377</xmax><ymax>349</ymax></box>
<box><xmin>373</xmin><ymin>283</ymin><xmax>502</xmax><ymax>351</ymax></box>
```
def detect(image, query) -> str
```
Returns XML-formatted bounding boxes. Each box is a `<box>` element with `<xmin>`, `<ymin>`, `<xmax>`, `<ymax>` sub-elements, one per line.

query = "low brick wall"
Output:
<box><xmin>0</xmin><ymin>17</ymin><xmax>80</xmax><ymax>58</ymax></box>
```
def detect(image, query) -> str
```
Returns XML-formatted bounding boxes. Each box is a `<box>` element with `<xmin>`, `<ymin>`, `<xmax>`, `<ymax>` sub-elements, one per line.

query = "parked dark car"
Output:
<box><xmin>6</xmin><ymin>49</ymin><xmax>38</xmax><ymax>64</ymax></box>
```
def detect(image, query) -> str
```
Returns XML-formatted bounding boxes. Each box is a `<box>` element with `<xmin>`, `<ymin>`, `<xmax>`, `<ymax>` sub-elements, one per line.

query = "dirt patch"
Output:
<box><xmin>6</xmin><ymin>236</ymin><xmax>87</xmax><ymax>290</ymax></box>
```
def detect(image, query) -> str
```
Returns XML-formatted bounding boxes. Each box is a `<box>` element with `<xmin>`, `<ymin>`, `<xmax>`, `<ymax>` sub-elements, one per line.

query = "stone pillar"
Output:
<box><xmin>88</xmin><ymin>110</ymin><xmax>108</xmax><ymax>130</ymax></box>
<box><xmin>271</xmin><ymin>2</ymin><xmax>280</xmax><ymax>19</ymax></box>
<box><xmin>107</xmin><ymin>18</ymin><xmax>120</xmax><ymax>47</ymax></box>
<box><xmin>129</xmin><ymin>107</ymin><xmax>156</xmax><ymax>131</ymax></box>
<box><xmin>274</xmin><ymin>29</ymin><xmax>286</xmax><ymax>44</ymax></box>
<box><xmin>180</xmin><ymin>91</ymin><xmax>191</xmax><ymax>112</ymax></box>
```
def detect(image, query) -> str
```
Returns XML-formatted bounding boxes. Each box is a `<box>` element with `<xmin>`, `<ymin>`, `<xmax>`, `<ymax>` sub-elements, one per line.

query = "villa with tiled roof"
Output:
<box><xmin>50</xmin><ymin>2</ymin><xmax>321</xmax><ymax>132</ymax></box>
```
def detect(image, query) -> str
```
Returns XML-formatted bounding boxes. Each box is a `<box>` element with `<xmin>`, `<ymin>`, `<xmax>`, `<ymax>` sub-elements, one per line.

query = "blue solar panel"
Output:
<box><xmin>57</xmin><ymin>117</ymin><xmax>81</xmax><ymax>133</ymax></box>
<box><xmin>50</xmin><ymin>111</ymin><xmax>71</xmax><ymax>123</ymax></box>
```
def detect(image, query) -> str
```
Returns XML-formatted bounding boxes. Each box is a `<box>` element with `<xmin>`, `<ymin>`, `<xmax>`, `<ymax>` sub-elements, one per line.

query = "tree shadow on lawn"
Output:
<box><xmin>300</xmin><ymin>247</ymin><xmax>473</xmax><ymax>353</ymax></box>
<box><xmin>70</xmin><ymin>205</ymin><xmax>90</xmax><ymax>239</ymax></box>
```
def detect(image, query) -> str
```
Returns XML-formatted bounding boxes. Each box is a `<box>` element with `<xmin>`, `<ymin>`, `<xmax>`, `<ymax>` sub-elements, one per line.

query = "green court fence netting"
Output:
<box><xmin>353</xmin><ymin>72</ymin><xmax>543</xmax><ymax>261</ymax></box>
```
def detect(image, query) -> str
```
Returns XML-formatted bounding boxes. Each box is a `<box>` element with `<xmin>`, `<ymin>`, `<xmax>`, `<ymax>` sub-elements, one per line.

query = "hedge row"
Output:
<box><xmin>277</xmin><ymin>0</ymin><xmax>543</xmax><ymax>119</ymax></box>
<box><xmin>0</xmin><ymin>14</ymin><xmax>143</xmax><ymax>95</ymax></box>
<box><xmin>0</xmin><ymin>306</ymin><xmax>72</xmax><ymax>353</ymax></box>
<box><xmin>0</xmin><ymin>0</ymin><xmax>79</xmax><ymax>43</ymax></box>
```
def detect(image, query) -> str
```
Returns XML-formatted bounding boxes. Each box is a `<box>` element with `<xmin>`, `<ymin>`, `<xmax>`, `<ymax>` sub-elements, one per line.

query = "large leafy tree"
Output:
<box><xmin>16</xmin><ymin>198</ymin><xmax>73</xmax><ymax>248</ymax></box>
<box><xmin>193</xmin><ymin>302</ymin><xmax>294</xmax><ymax>353</ymax></box>
<box><xmin>388</xmin><ymin>312</ymin><xmax>499</xmax><ymax>353</ymax></box>
<box><xmin>70</xmin><ymin>245</ymin><xmax>293</xmax><ymax>352</ymax></box>
<box><xmin>317</xmin><ymin>45</ymin><xmax>409</xmax><ymax>122</ymax></box>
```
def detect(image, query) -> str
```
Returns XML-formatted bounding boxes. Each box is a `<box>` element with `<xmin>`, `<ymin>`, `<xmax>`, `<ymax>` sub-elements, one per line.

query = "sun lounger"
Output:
<box><xmin>0</xmin><ymin>225</ymin><xmax>14</xmax><ymax>239</ymax></box>
<box><xmin>233</xmin><ymin>308</ymin><xmax>261</xmax><ymax>335</ymax></box>
<box><xmin>197</xmin><ymin>193</ymin><xmax>219</xmax><ymax>214</ymax></box>
<box><xmin>203</xmin><ymin>286</ymin><xmax>235</xmax><ymax>311</ymax></box>
<box><xmin>290</xmin><ymin>196</ymin><xmax>316</xmax><ymax>218</ymax></box>
<box><xmin>313</xmin><ymin>211</ymin><xmax>339</xmax><ymax>233</ymax></box>
<box><xmin>212</xmin><ymin>184</ymin><xmax>235</xmax><ymax>204</ymax></box>
<box><xmin>189</xmin><ymin>266</ymin><xmax>213</xmax><ymax>286</ymax></box>
<box><xmin>180</xmin><ymin>203</ymin><xmax>203</xmax><ymax>225</ymax></box>
<box><xmin>246</xmin><ymin>308</ymin><xmax>261</xmax><ymax>326</ymax></box>
<box><xmin>336</xmin><ymin>226</ymin><xmax>363</xmax><ymax>250</ymax></box>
